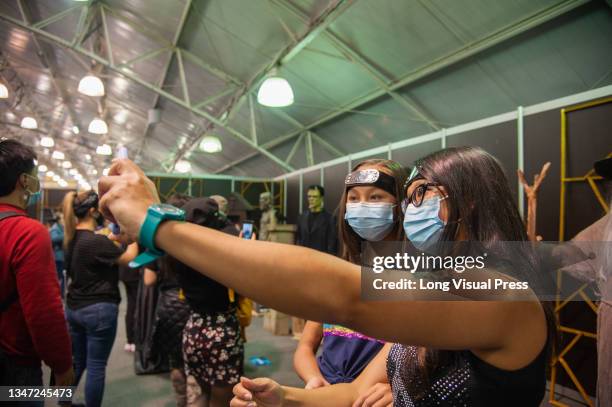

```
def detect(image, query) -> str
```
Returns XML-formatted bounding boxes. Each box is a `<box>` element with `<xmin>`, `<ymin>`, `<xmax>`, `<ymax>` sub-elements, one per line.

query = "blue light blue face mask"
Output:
<box><xmin>403</xmin><ymin>196</ymin><xmax>446</xmax><ymax>251</ymax></box>
<box><xmin>23</xmin><ymin>174</ymin><xmax>41</xmax><ymax>207</ymax></box>
<box><xmin>345</xmin><ymin>202</ymin><xmax>396</xmax><ymax>241</ymax></box>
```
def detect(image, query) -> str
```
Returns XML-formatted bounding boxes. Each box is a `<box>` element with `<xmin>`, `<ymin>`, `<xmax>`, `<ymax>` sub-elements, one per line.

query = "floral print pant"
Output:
<box><xmin>182</xmin><ymin>309</ymin><xmax>244</xmax><ymax>387</ymax></box>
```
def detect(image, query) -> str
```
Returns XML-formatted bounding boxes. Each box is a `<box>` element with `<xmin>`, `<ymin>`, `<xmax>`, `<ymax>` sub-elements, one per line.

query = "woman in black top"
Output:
<box><xmin>168</xmin><ymin>197</ymin><xmax>244</xmax><ymax>407</ymax></box>
<box><xmin>98</xmin><ymin>148</ymin><xmax>556</xmax><ymax>407</ymax></box>
<box><xmin>63</xmin><ymin>191</ymin><xmax>137</xmax><ymax>407</ymax></box>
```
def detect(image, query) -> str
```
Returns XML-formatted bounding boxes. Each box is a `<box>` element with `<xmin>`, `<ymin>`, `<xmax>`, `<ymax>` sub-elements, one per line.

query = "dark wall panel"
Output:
<box><xmin>286</xmin><ymin>175</ymin><xmax>300</xmax><ymax>225</ymax></box>
<box><xmin>524</xmin><ymin>109</ymin><xmax>560</xmax><ymax>241</ymax></box>
<box><xmin>447</xmin><ymin>121</ymin><xmax>518</xmax><ymax>200</ymax></box>
<box><xmin>324</xmin><ymin>162</ymin><xmax>350</xmax><ymax>216</ymax></box>
<box><xmin>392</xmin><ymin>140</ymin><xmax>443</xmax><ymax>171</ymax></box>
<box><xmin>202</xmin><ymin>179</ymin><xmax>232</xmax><ymax>198</ymax></box>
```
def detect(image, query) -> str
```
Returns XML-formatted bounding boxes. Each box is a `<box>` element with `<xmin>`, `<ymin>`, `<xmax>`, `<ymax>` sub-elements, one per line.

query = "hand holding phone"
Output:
<box><xmin>241</xmin><ymin>220</ymin><xmax>254</xmax><ymax>240</ymax></box>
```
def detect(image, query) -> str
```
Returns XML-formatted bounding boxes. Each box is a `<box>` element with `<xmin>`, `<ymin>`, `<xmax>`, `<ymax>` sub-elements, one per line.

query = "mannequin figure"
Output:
<box><xmin>296</xmin><ymin>185</ymin><xmax>337</xmax><ymax>255</ymax></box>
<box><xmin>259</xmin><ymin>192</ymin><xmax>276</xmax><ymax>241</ymax></box>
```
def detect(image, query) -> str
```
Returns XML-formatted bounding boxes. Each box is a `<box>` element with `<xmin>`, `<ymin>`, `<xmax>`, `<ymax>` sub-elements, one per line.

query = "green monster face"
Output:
<box><xmin>307</xmin><ymin>189</ymin><xmax>322</xmax><ymax>212</ymax></box>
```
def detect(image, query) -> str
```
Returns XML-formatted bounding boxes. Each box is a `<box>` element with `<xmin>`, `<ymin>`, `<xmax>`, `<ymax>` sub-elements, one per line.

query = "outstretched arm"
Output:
<box><xmin>99</xmin><ymin>160</ymin><xmax>546</xmax><ymax>359</ymax></box>
<box><xmin>232</xmin><ymin>344</ymin><xmax>391</xmax><ymax>407</ymax></box>
<box><xmin>293</xmin><ymin>321</ymin><xmax>327</xmax><ymax>388</ymax></box>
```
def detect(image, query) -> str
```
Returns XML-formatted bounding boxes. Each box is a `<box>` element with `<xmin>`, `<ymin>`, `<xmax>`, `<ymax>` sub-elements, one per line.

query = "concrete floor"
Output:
<box><xmin>43</xmin><ymin>284</ymin><xmax>593</xmax><ymax>406</ymax></box>
<box><xmin>44</xmin><ymin>285</ymin><xmax>302</xmax><ymax>406</ymax></box>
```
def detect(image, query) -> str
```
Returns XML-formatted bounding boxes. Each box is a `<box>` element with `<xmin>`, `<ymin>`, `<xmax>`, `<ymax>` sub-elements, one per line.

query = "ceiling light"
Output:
<box><xmin>69</xmin><ymin>169</ymin><xmax>78</xmax><ymax>175</ymax></box>
<box><xmin>199</xmin><ymin>136</ymin><xmax>222</xmax><ymax>153</ymax></box>
<box><xmin>38</xmin><ymin>165</ymin><xmax>48</xmax><ymax>172</ymax></box>
<box><xmin>72</xmin><ymin>126</ymin><xmax>80</xmax><ymax>134</ymax></box>
<box><xmin>78</xmin><ymin>74</ymin><xmax>105</xmax><ymax>97</ymax></box>
<box><xmin>47</xmin><ymin>171</ymin><xmax>55</xmax><ymax>177</ymax></box>
<box><xmin>96</xmin><ymin>144</ymin><xmax>112</xmax><ymax>155</ymax></box>
<box><xmin>62</xmin><ymin>161</ymin><xmax>72</xmax><ymax>169</ymax></box>
<box><xmin>52</xmin><ymin>151</ymin><xmax>65</xmax><ymax>160</ymax></box>
<box><xmin>85</xmin><ymin>154</ymin><xmax>92</xmax><ymax>160</ymax></box>
<box><xmin>52</xmin><ymin>174</ymin><xmax>60</xmax><ymax>181</ymax></box>
<box><xmin>90</xmin><ymin>169</ymin><xmax>98</xmax><ymax>175</ymax></box>
<box><xmin>257</xmin><ymin>73</ymin><xmax>294</xmax><ymax>107</ymax></box>
<box><xmin>58</xmin><ymin>179</ymin><xmax>68</xmax><ymax>187</ymax></box>
<box><xmin>74</xmin><ymin>174</ymin><xmax>83</xmax><ymax>181</ymax></box>
<box><xmin>0</xmin><ymin>83</ymin><xmax>8</xmax><ymax>99</ymax></box>
<box><xmin>20</xmin><ymin>116</ymin><xmax>38</xmax><ymax>129</ymax></box>
<box><xmin>102</xmin><ymin>168</ymin><xmax>109</xmax><ymax>176</ymax></box>
<box><xmin>88</xmin><ymin>118</ymin><xmax>108</xmax><ymax>134</ymax></box>
<box><xmin>40</xmin><ymin>136</ymin><xmax>54</xmax><ymax>147</ymax></box>
<box><xmin>175</xmin><ymin>160</ymin><xmax>191</xmax><ymax>173</ymax></box>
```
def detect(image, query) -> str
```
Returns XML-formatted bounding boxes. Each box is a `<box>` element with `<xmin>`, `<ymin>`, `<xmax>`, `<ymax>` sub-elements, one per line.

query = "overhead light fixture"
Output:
<box><xmin>78</xmin><ymin>74</ymin><xmax>105</xmax><ymax>97</ymax></box>
<box><xmin>74</xmin><ymin>174</ymin><xmax>83</xmax><ymax>181</ymax></box>
<box><xmin>102</xmin><ymin>168</ymin><xmax>109</xmax><ymax>176</ymax></box>
<box><xmin>69</xmin><ymin>169</ymin><xmax>79</xmax><ymax>175</ymax></box>
<box><xmin>52</xmin><ymin>174</ymin><xmax>60</xmax><ymax>181</ymax></box>
<box><xmin>0</xmin><ymin>83</ymin><xmax>8</xmax><ymax>99</ymax></box>
<box><xmin>47</xmin><ymin>171</ymin><xmax>55</xmax><ymax>177</ymax></box>
<box><xmin>52</xmin><ymin>151</ymin><xmax>65</xmax><ymax>160</ymax></box>
<box><xmin>88</xmin><ymin>118</ymin><xmax>108</xmax><ymax>134</ymax></box>
<box><xmin>62</xmin><ymin>161</ymin><xmax>72</xmax><ymax>169</ymax></box>
<box><xmin>175</xmin><ymin>160</ymin><xmax>192</xmax><ymax>173</ymax></box>
<box><xmin>38</xmin><ymin>165</ymin><xmax>48</xmax><ymax>172</ymax></box>
<box><xmin>40</xmin><ymin>136</ymin><xmax>54</xmax><ymax>148</ymax></box>
<box><xmin>90</xmin><ymin>169</ymin><xmax>98</xmax><ymax>175</ymax></box>
<box><xmin>72</xmin><ymin>126</ymin><xmax>80</xmax><ymax>134</ymax></box>
<box><xmin>58</xmin><ymin>179</ymin><xmax>68</xmax><ymax>187</ymax></box>
<box><xmin>199</xmin><ymin>136</ymin><xmax>223</xmax><ymax>153</ymax></box>
<box><xmin>85</xmin><ymin>154</ymin><xmax>91</xmax><ymax>160</ymax></box>
<box><xmin>257</xmin><ymin>70</ymin><xmax>294</xmax><ymax>107</ymax></box>
<box><xmin>20</xmin><ymin>116</ymin><xmax>38</xmax><ymax>129</ymax></box>
<box><xmin>96</xmin><ymin>144</ymin><xmax>112</xmax><ymax>155</ymax></box>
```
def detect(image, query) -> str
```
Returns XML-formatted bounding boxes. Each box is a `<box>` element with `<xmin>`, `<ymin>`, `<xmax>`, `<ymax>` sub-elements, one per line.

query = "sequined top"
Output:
<box><xmin>386</xmin><ymin>344</ymin><xmax>546</xmax><ymax>406</ymax></box>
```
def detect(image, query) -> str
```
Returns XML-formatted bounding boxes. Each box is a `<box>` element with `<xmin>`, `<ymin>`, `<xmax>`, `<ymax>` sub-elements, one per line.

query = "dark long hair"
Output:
<box><xmin>62</xmin><ymin>190</ymin><xmax>98</xmax><ymax>250</ymax></box>
<box><xmin>406</xmin><ymin>147</ymin><xmax>557</xmax><ymax>398</ymax></box>
<box><xmin>337</xmin><ymin>159</ymin><xmax>407</xmax><ymax>263</ymax></box>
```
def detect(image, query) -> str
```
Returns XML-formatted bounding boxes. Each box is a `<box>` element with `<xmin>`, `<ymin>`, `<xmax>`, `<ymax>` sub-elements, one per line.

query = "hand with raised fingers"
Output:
<box><xmin>352</xmin><ymin>382</ymin><xmax>393</xmax><ymax>407</ymax></box>
<box><xmin>97</xmin><ymin>159</ymin><xmax>160</xmax><ymax>244</ymax></box>
<box><xmin>231</xmin><ymin>377</ymin><xmax>284</xmax><ymax>407</ymax></box>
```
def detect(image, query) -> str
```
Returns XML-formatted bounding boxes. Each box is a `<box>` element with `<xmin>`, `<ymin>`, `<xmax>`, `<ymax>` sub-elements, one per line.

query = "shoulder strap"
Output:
<box><xmin>0</xmin><ymin>211</ymin><xmax>24</xmax><ymax>222</ymax></box>
<box><xmin>0</xmin><ymin>211</ymin><xmax>25</xmax><ymax>313</ymax></box>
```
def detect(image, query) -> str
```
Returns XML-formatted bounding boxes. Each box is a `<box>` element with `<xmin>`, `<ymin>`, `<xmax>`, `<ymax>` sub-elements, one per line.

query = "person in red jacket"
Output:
<box><xmin>0</xmin><ymin>138</ymin><xmax>74</xmax><ymax>404</ymax></box>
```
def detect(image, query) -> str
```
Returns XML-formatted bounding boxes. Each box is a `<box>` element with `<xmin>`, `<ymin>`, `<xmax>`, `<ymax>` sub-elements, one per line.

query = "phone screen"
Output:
<box><xmin>242</xmin><ymin>221</ymin><xmax>253</xmax><ymax>240</ymax></box>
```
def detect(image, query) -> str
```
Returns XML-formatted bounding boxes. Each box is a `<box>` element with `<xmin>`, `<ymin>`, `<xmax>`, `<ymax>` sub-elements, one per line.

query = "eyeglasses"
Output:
<box><xmin>401</xmin><ymin>182</ymin><xmax>442</xmax><ymax>213</ymax></box>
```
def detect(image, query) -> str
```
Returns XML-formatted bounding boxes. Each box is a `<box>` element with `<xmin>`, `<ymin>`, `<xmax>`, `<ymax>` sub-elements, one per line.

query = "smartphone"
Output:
<box><xmin>242</xmin><ymin>220</ymin><xmax>254</xmax><ymax>240</ymax></box>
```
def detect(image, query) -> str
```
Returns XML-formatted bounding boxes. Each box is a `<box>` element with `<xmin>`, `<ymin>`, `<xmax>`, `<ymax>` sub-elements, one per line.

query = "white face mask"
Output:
<box><xmin>345</xmin><ymin>202</ymin><xmax>396</xmax><ymax>241</ymax></box>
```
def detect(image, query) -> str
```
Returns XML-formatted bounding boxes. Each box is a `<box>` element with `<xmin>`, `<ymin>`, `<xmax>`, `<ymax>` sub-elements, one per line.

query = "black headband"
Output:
<box><xmin>345</xmin><ymin>169</ymin><xmax>396</xmax><ymax>196</ymax></box>
<box><xmin>74</xmin><ymin>191</ymin><xmax>99</xmax><ymax>218</ymax></box>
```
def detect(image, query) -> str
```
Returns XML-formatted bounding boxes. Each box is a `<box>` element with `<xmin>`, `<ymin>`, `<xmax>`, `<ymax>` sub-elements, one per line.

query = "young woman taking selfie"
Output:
<box><xmin>98</xmin><ymin>147</ymin><xmax>555</xmax><ymax>406</ymax></box>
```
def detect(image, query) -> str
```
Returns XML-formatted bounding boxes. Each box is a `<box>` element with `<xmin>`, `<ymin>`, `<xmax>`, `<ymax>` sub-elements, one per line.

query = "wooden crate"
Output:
<box><xmin>263</xmin><ymin>310</ymin><xmax>291</xmax><ymax>336</ymax></box>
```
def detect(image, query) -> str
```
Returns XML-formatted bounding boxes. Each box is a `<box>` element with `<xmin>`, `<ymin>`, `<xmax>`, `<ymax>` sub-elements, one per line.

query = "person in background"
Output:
<box><xmin>294</xmin><ymin>160</ymin><xmax>404</xmax><ymax>404</ymax></box>
<box><xmin>63</xmin><ymin>190</ymin><xmax>138</xmax><ymax>407</ymax></box>
<box><xmin>119</xmin><ymin>260</ymin><xmax>139</xmax><ymax>353</ymax></box>
<box><xmin>258</xmin><ymin>192</ymin><xmax>276</xmax><ymax>241</ymax></box>
<box><xmin>296</xmin><ymin>185</ymin><xmax>338</xmax><ymax>255</ymax></box>
<box><xmin>560</xmin><ymin>156</ymin><xmax>611</xmax><ymax>407</ymax></box>
<box><xmin>49</xmin><ymin>211</ymin><xmax>66</xmax><ymax>298</ymax></box>
<box><xmin>211</xmin><ymin>194</ymin><xmax>240</xmax><ymax>235</ymax></box>
<box><xmin>146</xmin><ymin>193</ymin><xmax>193</xmax><ymax>407</ymax></box>
<box><xmin>0</xmin><ymin>138</ymin><xmax>73</xmax><ymax>405</ymax></box>
<box><xmin>171</xmin><ymin>197</ymin><xmax>244</xmax><ymax>407</ymax></box>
